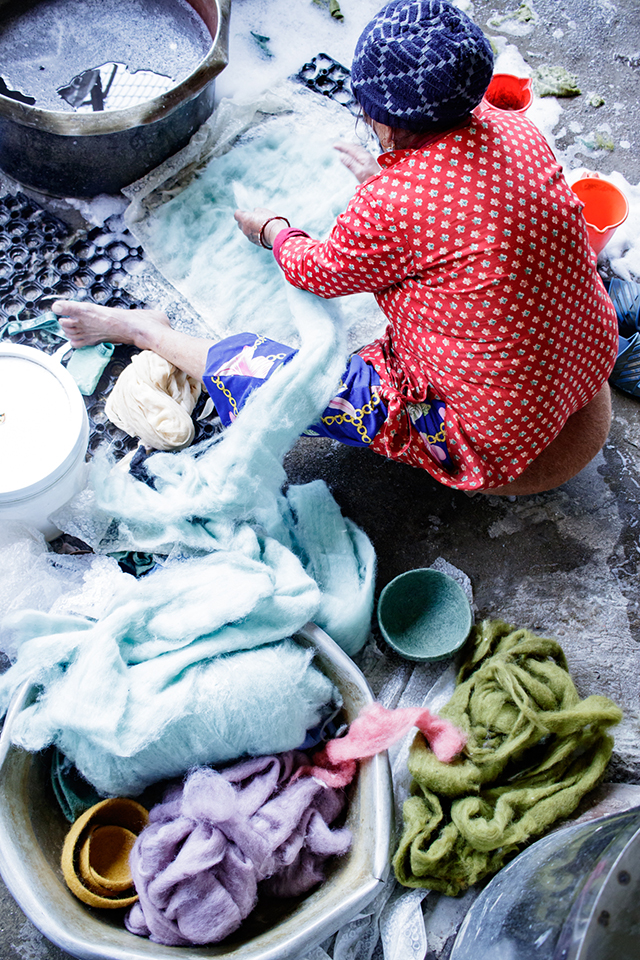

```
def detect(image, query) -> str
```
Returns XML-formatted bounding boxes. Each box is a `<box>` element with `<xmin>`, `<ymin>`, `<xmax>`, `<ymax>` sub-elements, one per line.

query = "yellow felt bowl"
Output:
<box><xmin>78</xmin><ymin>824</ymin><xmax>140</xmax><ymax>894</ymax></box>
<box><xmin>79</xmin><ymin>826</ymin><xmax>137</xmax><ymax>897</ymax></box>
<box><xmin>0</xmin><ymin>623</ymin><xmax>393</xmax><ymax>960</ymax></box>
<box><xmin>61</xmin><ymin>798</ymin><xmax>149</xmax><ymax>909</ymax></box>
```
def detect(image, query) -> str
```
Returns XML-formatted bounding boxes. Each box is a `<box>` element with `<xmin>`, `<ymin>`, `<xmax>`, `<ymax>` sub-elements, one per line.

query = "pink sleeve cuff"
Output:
<box><xmin>273</xmin><ymin>227</ymin><xmax>312</xmax><ymax>267</ymax></box>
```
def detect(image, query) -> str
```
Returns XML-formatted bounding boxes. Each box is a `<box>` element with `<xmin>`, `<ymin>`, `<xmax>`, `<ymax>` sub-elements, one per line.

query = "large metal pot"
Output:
<box><xmin>0</xmin><ymin>0</ymin><xmax>230</xmax><ymax>197</ymax></box>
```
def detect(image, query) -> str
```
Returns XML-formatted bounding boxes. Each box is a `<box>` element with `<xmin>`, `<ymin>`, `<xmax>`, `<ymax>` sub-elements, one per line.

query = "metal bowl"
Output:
<box><xmin>0</xmin><ymin>0</ymin><xmax>230</xmax><ymax>197</ymax></box>
<box><xmin>0</xmin><ymin>622</ymin><xmax>393</xmax><ymax>960</ymax></box>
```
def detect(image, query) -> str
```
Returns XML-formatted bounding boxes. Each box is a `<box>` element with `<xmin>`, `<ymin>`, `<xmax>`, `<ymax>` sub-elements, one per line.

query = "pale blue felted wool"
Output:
<box><xmin>54</xmin><ymin>286</ymin><xmax>376</xmax><ymax>656</ymax></box>
<box><xmin>286</xmin><ymin>483</ymin><xmax>376</xmax><ymax>653</ymax></box>
<box><xmin>0</xmin><ymin>99</ymin><xmax>380</xmax><ymax>796</ymax></box>
<box><xmin>124</xmin><ymin>89</ymin><xmax>385</xmax><ymax>349</ymax></box>
<box><xmin>0</xmin><ymin>549</ymin><xmax>335</xmax><ymax>796</ymax></box>
<box><xmin>0</xmin><ymin>288</ymin><xmax>375</xmax><ymax>796</ymax></box>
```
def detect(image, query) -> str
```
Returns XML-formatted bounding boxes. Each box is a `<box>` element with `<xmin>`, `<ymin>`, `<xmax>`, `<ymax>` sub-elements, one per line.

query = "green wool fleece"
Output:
<box><xmin>394</xmin><ymin>620</ymin><xmax>623</xmax><ymax>896</ymax></box>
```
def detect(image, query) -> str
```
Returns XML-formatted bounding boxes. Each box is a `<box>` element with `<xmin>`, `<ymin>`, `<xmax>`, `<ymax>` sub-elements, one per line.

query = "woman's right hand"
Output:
<box><xmin>333</xmin><ymin>142</ymin><xmax>380</xmax><ymax>183</ymax></box>
<box><xmin>234</xmin><ymin>207</ymin><xmax>279</xmax><ymax>246</ymax></box>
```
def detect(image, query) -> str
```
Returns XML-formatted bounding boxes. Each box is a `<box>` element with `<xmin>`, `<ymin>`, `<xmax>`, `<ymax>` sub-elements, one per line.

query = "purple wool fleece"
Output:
<box><xmin>125</xmin><ymin>751</ymin><xmax>351</xmax><ymax>946</ymax></box>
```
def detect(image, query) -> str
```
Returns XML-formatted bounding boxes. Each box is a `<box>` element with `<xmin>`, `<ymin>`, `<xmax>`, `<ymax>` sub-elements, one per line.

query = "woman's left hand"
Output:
<box><xmin>333</xmin><ymin>142</ymin><xmax>380</xmax><ymax>183</ymax></box>
<box><xmin>234</xmin><ymin>207</ymin><xmax>281</xmax><ymax>246</ymax></box>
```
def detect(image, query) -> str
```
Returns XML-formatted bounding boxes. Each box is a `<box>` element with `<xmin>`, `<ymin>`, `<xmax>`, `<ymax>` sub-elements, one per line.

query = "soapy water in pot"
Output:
<box><xmin>57</xmin><ymin>62</ymin><xmax>174</xmax><ymax>112</ymax></box>
<box><xmin>0</xmin><ymin>0</ymin><xmax>211</xmax><ymax>111</ymax></box>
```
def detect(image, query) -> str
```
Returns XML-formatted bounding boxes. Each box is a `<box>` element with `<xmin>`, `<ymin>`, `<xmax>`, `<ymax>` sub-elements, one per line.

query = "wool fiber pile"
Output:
<box><xmin>105</xmin><ymin>351</ymin><xmax>202</xmax><ymax>450</ymax></box>
<box><xmin>393</xmin><ymin>621</ymin><xmax>623</xmax><ymax>895</ymax></box>
<box><xmin>126</xmin><ymin>752</ymin><xmax>351</xmax><ymax>946</ymax></box>
<box><xmin>0</xmin><ymin>283</ymin><xmax>376</xmax><ymax>796</ymax></box>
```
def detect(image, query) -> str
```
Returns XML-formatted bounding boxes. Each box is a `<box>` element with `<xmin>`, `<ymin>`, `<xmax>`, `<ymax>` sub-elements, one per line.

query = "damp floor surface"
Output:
<box><xmin>1</xmin><ymin>0</ymin><xmax>640</xmax><ymax>958</ymax></box>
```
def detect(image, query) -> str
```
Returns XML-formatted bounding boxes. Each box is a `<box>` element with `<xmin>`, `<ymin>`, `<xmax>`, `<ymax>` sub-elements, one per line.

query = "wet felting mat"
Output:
<box><xmin>123</xmin><ymin>85</ymin><xmax>385</xmax><ymax>349</ymax></box>
<box><xmin>393</xmin><ymin>620</ymin><xmax>623</xmax><ymax>895</ymax></box>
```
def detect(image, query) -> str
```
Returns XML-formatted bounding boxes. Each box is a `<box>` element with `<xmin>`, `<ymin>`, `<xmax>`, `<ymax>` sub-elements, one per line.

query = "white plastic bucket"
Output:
<box><xmin>0</xmin><ymin>343</ymin><xmax>89</xmax><ymax>539</ymax></box>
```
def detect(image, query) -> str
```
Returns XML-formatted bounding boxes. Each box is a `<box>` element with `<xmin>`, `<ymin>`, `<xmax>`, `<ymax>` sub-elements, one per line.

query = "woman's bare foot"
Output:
<box><xmin>52</xmin><ymin>299</ymin><xmax>215</xmax><ymax>381</ymax></box>
<box><xmin>52</xmin><ymin>300</ymin><xmax>171</xmax><ymax>350</ymax></box>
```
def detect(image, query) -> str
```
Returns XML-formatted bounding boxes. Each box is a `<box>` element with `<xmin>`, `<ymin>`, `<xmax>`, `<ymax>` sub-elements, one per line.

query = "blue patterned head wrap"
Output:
<box><xmin>351</xmin><ymin>0</ymin><xmax>494</xmax><ymax>132</ymax></box>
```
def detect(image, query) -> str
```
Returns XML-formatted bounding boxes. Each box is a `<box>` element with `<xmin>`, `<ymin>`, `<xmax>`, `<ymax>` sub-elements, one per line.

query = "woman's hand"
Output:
<box><xmin>333</xmin><ymin>142</ymin><xmax>380</xmax><ymax>183</ymax></box>
<box><xmin>234</xmin><ymin>207</ymin><xmax>288</xmax><ymax>248</ymax></box>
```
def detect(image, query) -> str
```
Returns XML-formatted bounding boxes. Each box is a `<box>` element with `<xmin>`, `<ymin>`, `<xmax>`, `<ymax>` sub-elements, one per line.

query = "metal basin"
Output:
<box><xmin>0</xmin><ymin>0</ymin><xmax>230</xmax><ymax>197</ymax></box>
<box><xmin>0</xmin><ymin>622</ymin><xmax>393</xmax><ymax>960</ymax></box>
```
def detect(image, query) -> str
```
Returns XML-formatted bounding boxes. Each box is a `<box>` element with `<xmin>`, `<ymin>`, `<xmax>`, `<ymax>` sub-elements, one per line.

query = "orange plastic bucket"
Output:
<box><xmin>482</xmin><ymin>74</ymin><xmax>533</xmax><ymax>113</ymax></box>
<box><xmin>571</xmin><ymin>177</ymin><xmax>629</xmax><ymax>255</ymax></box>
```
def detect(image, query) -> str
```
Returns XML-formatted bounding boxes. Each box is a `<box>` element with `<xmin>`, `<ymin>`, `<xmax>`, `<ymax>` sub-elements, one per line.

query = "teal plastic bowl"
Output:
<box><xmin>377</xmin><ymin>568</ymin><xmax>473</xmax><ymax>662</ymax></box>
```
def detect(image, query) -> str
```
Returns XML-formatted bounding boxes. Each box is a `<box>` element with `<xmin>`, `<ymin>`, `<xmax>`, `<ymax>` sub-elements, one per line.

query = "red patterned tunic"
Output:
<box><xmin>273</xmin><ymin>111</ymin><xmax>618</xmax><ymax>490</ymax></box>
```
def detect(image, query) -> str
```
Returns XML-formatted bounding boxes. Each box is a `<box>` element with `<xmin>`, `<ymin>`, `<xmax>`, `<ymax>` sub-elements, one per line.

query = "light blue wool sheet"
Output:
<box><xmin>123</xmin><ymin>87</ymin><xmax>385</xmax><ymax>348</ymax></box>
<box><xmin>0</xmin><ymin>553</ymin><xmax>334</xmax><ymax>797</ymax></box>
<box><xmin>0</xmin><ymin>281</ymin><xmax>376</xmax><ymax>796</ymax></box>
<box><xmin>0</xmin><ymin>96</ymin><xmax>379</xmax><ymax>795</ymax></box>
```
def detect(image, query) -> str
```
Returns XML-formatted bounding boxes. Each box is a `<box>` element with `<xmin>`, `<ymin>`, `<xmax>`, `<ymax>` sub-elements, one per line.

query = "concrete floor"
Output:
<box><xmin>1</xmin><ymin>0</ymin><xmax>640</xmax><ymax>957</ymax></box>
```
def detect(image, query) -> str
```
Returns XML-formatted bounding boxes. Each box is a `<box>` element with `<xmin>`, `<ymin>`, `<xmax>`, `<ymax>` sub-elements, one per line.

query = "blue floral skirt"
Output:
<box><xmin>202</xmin><ymin>333</ymin><xmax>453</xmax><ymax>468</ymax></box>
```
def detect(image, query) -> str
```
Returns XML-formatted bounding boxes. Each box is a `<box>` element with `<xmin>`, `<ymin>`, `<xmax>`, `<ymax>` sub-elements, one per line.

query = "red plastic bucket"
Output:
<box><xmin>482</xmin><ymin>74</ymin><xmax>533</xmax><ymax>113</ymax></box>
<box><xmin>571</xmin><ymin>176</ymin><xmax>629</xmax><ymax>255</ymax></box>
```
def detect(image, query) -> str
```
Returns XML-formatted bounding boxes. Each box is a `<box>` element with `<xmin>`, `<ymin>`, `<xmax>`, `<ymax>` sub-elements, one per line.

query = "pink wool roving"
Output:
<box><xmin>300</xmin><ymin>703</ymin><xmax>467</xmax><ymax>788</ymax></box>
<box><xmin>125</xmin><ymin>751</ymin><xmax>351</xmax><ymax>946</ymax></box>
